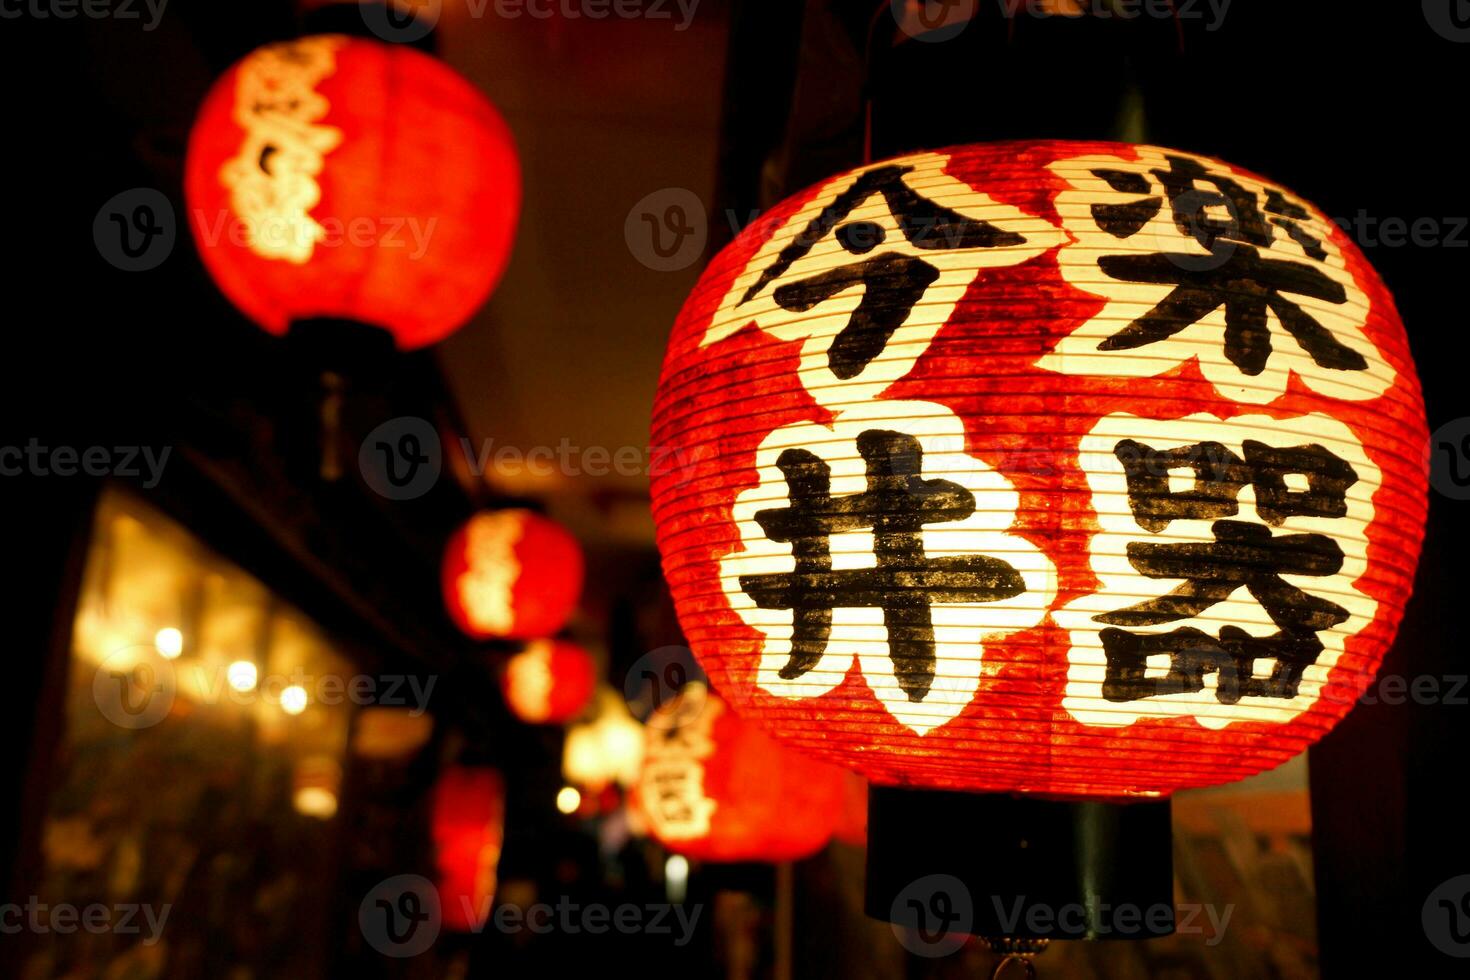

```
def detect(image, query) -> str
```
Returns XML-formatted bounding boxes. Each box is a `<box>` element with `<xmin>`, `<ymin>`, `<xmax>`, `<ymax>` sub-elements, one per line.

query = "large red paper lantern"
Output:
<box><xmin>650</xmin><ymin>141</ymin><xmax>1427</xmax><ymax>801</ymax></box>
<box><xmin>432</xmin><ymin>766</ymin><xmax>505</xmax><ymax>933</ymax></box>
<box><xmin>185</xmin><ymin>34</ymin><xmax>519</xmax><ymax>349</ymax></box>
<box><xmin>500</xmin><ymin>639</ymin><xmax>597</xmax><ymax>724</ymax></box>
<box><xmin>635</xmin><ymin>684</ymin><xmax>846</xmax><ymax>863</ymax></box>
<box><xmin>442</xmin><ymin>509</ymin><xmax>584</xmax><ymax>641</ymax></box>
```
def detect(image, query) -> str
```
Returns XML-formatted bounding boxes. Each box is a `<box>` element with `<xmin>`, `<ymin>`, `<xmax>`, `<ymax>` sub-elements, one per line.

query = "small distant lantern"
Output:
<box><xmin>635</xmin><ymin>684</ymin><xmax>846</xmax><ymax>863</ymax></box>
<box><xmin>500</xmin><ymin>639</ymin><xmax>597</xmax><ymax>725</ymax></box>
<box><xmin>432</xmin><ymin>766</ymin><xmax>505</xmax><ymax>933</ymax></box>
<box><xmin>650</xmin><ymin>141</ymin><xmax>1427</xmax><ymax>935</ymax></box>
<box><xmin>442</xmin><ymin>509</ymin><xmax>584</xmax><ymax>641</ymax></box>
<box><xmin>185</xmin><ymin>34</ymin><xmax>519</xmax><ymax>349</ymax></box>
<box><xmin>563</xmin><ymin>687</ymin><xmax>645</xmax><ymax>791</ymax></box>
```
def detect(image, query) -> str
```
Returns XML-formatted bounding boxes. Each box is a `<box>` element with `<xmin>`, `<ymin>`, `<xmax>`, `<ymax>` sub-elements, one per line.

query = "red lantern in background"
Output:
<box><xmin>442</xmin><ymin>509</ymin><xmax>584</xmax><ymax>642</ymax></box>
<box><xmin>635</xmin><ymin>684</ymin><xmax>845</xmax><ymax>863</ymax></box>
<box><xmin>432</xmin><ymin>766</ymin><xmax>505</xmax><ymax>933</ymax></box>
<box><xmin>500</xmin><ymin>639</ymin><xmax>597</xmax><ymax>724</ymax></box>
<box><xmin>185</xmin><ymin>34</ymin><xmax>519</xmax><ymax>349</ymax></box>
<box><xmin>832</xmin><ymin>771</ymin><xmax>867</xmax><ymax>848</ymax></box>
<box><xmin>650</xmin><ymin>140</ymin><xmax>1427</xmax><ymax>801</ymax></box>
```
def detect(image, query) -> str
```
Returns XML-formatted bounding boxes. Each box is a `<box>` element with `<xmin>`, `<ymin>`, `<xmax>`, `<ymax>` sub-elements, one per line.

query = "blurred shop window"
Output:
<box><xmin>29</xmin><ymin>488</ymin><xmax>356</xmax><ymax>979</ymax></box>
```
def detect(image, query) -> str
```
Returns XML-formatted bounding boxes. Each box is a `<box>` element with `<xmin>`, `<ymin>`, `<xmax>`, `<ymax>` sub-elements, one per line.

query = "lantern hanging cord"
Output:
<box><xmin>860</xmin><ymin>1</ymin><xmax>1186</xmax><ymax>161</ymax></box>
<box><xmin>991</xmin><ymin>955</ymin><xmax>1038</xmax><ymax>980</ymax></box>
<box><xmin>982</xmin><ymin>937</ymin><xmax>1049</xmax><ymax>980</ymax></box>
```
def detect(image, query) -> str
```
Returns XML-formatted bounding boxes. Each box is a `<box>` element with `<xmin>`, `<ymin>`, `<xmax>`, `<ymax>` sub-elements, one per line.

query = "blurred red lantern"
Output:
<box><xmin>635</xmin><ymin>684</ymin><xmax>845</xmax><ymax>863</ymax></box>
<box><xmin>185</xmin><ymin>34</ymin><xmax>519</xmax><ymax>349</ymax></box>
<box><xmin>650</xmin><ymin>141</ymin><xmax>1427</xmax><ymax>801</ymax></box>
<box><xmin>500</xmin><ymin>639</ymin><xmax>597</xmax><ymax>724</ymax></box>
<box><xmin>442</xmin><ymin>509</ymin><xmax>584</xmax><ymax>641</ymax></box>
<box><xmin>432</xmin><ymin>766</ymin><xmax>505</xmax><ymax>933</ymax></box>
<box><xmin>832</xmin><ymin>770</ymin><xmax>867</xmax><ymax>848</ymax></box>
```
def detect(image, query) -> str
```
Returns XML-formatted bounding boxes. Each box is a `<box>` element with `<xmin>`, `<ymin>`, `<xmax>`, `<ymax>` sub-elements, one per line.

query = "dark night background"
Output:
<box><xmin>2</xmin><ymin>1</ymin><xmax>1469</xmax><ymax>976</ymax></box>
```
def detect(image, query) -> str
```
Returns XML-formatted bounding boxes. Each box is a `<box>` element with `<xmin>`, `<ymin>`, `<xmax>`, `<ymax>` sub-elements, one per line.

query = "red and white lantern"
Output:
<box><xmin>500</xmin><ymin>639</ymin><xmax>598</xmax><ymax>725</ymax></box>
<box><xmin>650</xmin><ymin>141</ymin><xmax>1427</xmax><ymax>800</ymax></box>
<box><xmin>442</xmin><ymin>509</ymin><xmax>584</xmax><ymax>642</ymax></box>
<box><xmin>185</xmin><ymin>34</ymin><xmax>519</xmax><ymax>349</ymax></box>
<box><xmin>635</xmin><ymin>684</ymin><xmax>846</xmax><ymax>862</ymax></box>
<box><xmin>432</xmin><ymin>766</ymin><xmax>505</xmax><ymax>933</ymax></box>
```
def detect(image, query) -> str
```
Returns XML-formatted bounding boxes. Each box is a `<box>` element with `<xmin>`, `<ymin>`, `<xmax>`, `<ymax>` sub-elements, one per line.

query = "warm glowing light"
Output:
<box><xmin>433</xmin><ymin>767</ymin><xmax>505</xmax><ymax>933</ymax></box>
<box><xmin>664</xmin><ymin>854</ymin><xmax>689</xmax><ymax>904</ymax></box>
<box><xmin>226</xmin><ymin>660</ymin><xmax>258</xmax><ymax>693</ymax></box>
<box><xmin>153</xmin><ymin>627</ymin><xmax>183</xmax><ymax>660</ymax></box>
<box><xmin>556</xmin><ymin>786</ymin><xmax>582</xmax><ymax>814</ymax></box>
<box><xmin>293</xmin><ymin>786</ymin><xmax>338</xmax><ymax>819</ymax></box>
<box><xmin>501</xmin><ymin>640</ymin><xmax>597</xmax><ymax>725</ymax></box>
<box><xmin>563</xmin><ymin>687</ymin><xmax>645</xmax><ymax>790</ymax></box>
<box><xmin>635</xmin><ymin>685</ymin><xmax>845</xmax><ymax>862</ymax></box>
<box><xmin>352</xmin><ymin>708</ymin><xmax>434</xmax><ymax>759</ymax></box>
<box><xmin>185</xmin><ymin>35</ymin><xmax>520</xmax><ymax>349</ymax></box>
<box><xmin>650</xmin><ymin>140</ymin><xmax>1428</xmax><ymax>799</ymax></box>
<box><xmin>293</xmin><ymin>756</ymin><xmax>341</xmax><ymax>820</ymax></box>
<box><xmin>442</xmin><ymin>510</ymin><xmax>585</xmax><ymax>641</ymax></box>
<box><xmin>280</xmin><ymin>684</ymin><xmax>308</xmax><ymax>715</ymax></box>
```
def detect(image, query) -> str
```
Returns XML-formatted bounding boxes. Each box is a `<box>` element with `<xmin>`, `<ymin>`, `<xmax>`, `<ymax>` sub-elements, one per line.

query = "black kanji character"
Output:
<box><xmin>1099</xmin><ymin>625</ymin><xmax>1324</xmax><ymax>704</ymax></box>
<box><xmin>772</xmin><ymin>253</ymin><xmax>939</xmax><ymax>380</ymax></box>
<box><xmin>1086</xmin><ymin>155</ymin><xmax>1365</xmax><ymax>375</ymax></box>
<box><xmin>1093</xmin><ymin>519</ymin><xmax>1350</xmax><ymax>635</ymax></box>
<box><xmin>1096</xmin><ymin>244</ymin><xmax>1366</xmax><ymax>374</ymax></box>
<box><xmin>1091</xmin><ymin>168</ymin><xmax>1162</xmax><ymax>238</ymax></box>
<box><xmin>1153</xmin><ymin>154</ymin><xmax>1274</xmax><ymax>252</ymax></box>
<box><xmin>738</xmin><ymin>165</ymin><xmax>1028</xmax><ymax>380</ymax></box>
<box><xmin>1242</xmin><ymin>440</ymin><xmax>1358</xmax><ymax>526</ymax></box>
<box><xmin>1264</xmin><ymin>189</ymin><xmax>1327</xmax><ymax>261</ymax></box>
<box><xmin>1114</xmin><ymin>438</ymin><xmax>1251</xmax><ymax>533</ymax></box>
<box><xmin>739</xmin><ymin>429</ymin><xmax>1025</xmax><ymax>702</ymax></box>
<box><xmin>1114</xmin><ymin>438</ymin><xmax>1358</xmax><ymax>531</ymax></box>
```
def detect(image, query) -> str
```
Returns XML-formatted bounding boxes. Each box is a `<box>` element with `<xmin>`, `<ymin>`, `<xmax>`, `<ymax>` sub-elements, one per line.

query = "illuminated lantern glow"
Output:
<box><xmin>351</xmin><ymin>707</ymin><xmax>434</xmax><ymax>760</ymax></box>
<box><xmin>292</xmin><ymin>756</ymin><xmax>341</xmax><ymax>820</ymax></box>
<box><xmin>833</xmin><ymin>770</ymin><xmax>868</xmax><ymax>848</ymax></box>
<box><xmin>185</xmin><ymin>34</ymin><xmax>520</xmax><ymax>349</ymax></box>
<box><xmin>432</xmin><ymin>766</ymin><xmax>505</xmax><ymax>933</ymax></box>
<box><xmin>500</xmin><ymin>639</ymin><xmax>598</xmax><ymax>724</ymax></box>
<box><xmin>635</xmin><ymin>684</ymin><xmax>846</xmax><ymax>863</ymax></box>
<box><xmin>563</xmin><ymin>687</ymin><xmax>645</xmax><ymax>791</ymax></box>
<box><xmin>442</xmin><ymin>509</ymin><xmax>584</xmax><ymax>641</ymax></box>
<box><xmin>650</xmin><ymin>141</ymin><xmax>1427</xmax><ymax>800</ymax></box>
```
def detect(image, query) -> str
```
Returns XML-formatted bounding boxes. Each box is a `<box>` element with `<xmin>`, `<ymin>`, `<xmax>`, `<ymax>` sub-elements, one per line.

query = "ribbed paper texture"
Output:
<box><xmin>185</xmin><ymin>34</ymin><xmax>520</xmax><ymax>349</ymax></box>
<box><xmin>650</xmin><ymin>141</ymin><xmax>1427</xmax><ymax>799</ymax></box>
